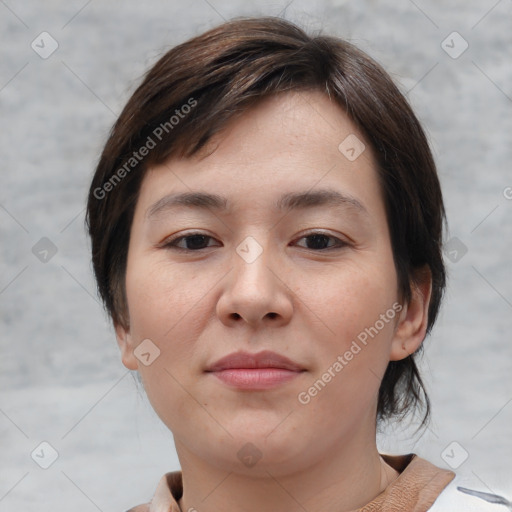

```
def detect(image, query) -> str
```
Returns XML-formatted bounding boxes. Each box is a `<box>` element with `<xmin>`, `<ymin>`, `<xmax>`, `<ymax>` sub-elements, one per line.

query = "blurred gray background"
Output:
<box><xmin>1</xmin><ymin>0</ymin><xmax>511</xmax><ymax>510</ymax></box>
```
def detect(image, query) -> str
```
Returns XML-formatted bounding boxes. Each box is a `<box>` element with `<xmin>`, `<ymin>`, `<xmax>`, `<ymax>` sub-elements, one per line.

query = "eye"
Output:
<box><xmin>294</xmin><ymin>232</ymin><xmax>348</xmax><ymax>251</ymax></box>
<box><xmin>162</xmin><ymin>232</ymin><xmax>220</xmax><ymax>251</ymax></box>
<box><xmin>161</xmin><ymin>231</ymin><xmax>348</xmax><ymax>252</ymax></box>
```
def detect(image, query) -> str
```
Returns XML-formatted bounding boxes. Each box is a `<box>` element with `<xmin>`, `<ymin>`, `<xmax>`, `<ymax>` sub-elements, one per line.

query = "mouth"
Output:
<box><xmin>205</xmin><ymin>350</ymin><xmax>305</xmax><ymax>390</ymax></box>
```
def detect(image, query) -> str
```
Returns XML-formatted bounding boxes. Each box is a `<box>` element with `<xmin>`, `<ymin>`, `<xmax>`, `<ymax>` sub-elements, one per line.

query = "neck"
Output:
<box><xmin>175</xmin><ymin>437</ymin><xmax>399</xmax><ymax>512</ymax></box>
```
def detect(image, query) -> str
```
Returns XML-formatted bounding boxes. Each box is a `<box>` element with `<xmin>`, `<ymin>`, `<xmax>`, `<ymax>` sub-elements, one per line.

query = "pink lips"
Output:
<box><xmin>205</xmin><ymin>350</ymin><xmax>305</xmax><ymax>390</ymax></box>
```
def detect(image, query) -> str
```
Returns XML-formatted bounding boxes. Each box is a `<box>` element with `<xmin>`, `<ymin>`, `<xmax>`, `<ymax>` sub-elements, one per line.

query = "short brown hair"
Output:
<box><xmin>86</xmin><ymin>16</ymin><xmax>446</xmax><ymax>425</ymax></box>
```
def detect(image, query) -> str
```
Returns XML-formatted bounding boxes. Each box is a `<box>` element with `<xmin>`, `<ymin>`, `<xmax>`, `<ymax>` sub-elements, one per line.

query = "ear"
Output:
<box><xmin>114</xmin><ymin>321</ymin><xmax>139</xmax><ymax>370</ymax></box>
<box><xmin>390</xmin><ymin>266</ymin><xmax>432</xmax><ymax>361</ymax></box>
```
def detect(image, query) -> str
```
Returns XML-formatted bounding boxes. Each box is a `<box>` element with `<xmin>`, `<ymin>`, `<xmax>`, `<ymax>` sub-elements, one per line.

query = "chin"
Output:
<box><xmin>220</xmin><ymin>430</ymin><xmax>309</xmax><ymax>474</ymax></box>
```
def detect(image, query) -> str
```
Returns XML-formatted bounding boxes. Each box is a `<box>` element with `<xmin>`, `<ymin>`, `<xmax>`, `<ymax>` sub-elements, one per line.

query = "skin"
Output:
<box><xmin>115</xmin><ymin>90</ymin><xmax>432</xmax><ymax>512</ymax></box>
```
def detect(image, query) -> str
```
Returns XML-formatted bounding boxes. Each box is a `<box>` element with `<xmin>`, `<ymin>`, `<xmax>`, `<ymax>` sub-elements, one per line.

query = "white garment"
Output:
<box><xmin>430</xmin><ymin>477</ymin><xmax>511</xmax><ymax>511</ymax></box>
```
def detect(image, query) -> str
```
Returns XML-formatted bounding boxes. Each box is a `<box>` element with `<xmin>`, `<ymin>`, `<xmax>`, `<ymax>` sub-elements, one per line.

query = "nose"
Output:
<box><xmin>216</xmin><ymin>239</ymin><xmax>294</xmax><ymax>328</ymax></box>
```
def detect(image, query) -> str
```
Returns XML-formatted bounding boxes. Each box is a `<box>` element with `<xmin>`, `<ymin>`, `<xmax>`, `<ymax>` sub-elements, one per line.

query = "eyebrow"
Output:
<box><xmin>146</xmin><ymin>188</ymin><xmax>369</xmax><ymax>220</ymax></box>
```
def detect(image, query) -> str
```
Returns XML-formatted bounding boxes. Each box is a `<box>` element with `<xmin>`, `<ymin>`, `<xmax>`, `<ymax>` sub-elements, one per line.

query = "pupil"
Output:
<box><xmin>308</xmin><ymin>234</ymin><xmax>329</xmax><ymax>249</ymax></box>
<box><xmin>187</xmin><ymin>235</ymin><xmax>208</xmax><ymax>249</ymax></box>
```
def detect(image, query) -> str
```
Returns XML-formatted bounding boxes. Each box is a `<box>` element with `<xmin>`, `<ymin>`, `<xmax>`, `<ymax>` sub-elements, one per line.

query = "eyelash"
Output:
<box><xmin>161</xmin><ymin>231</ymin><xmax>349</xmax><ymax>252</ymax></box>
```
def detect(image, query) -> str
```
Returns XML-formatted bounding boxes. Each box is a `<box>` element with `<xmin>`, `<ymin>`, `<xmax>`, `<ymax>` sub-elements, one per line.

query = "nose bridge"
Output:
<box><xmin>232</xmin><ymin>233</ymin><xmax>275</xmax><ymax>294</ymax></box>
<box><xmin>216</xmin><ymin>232</ymin><xmax>292</xmax><ymax>327</ymax></box>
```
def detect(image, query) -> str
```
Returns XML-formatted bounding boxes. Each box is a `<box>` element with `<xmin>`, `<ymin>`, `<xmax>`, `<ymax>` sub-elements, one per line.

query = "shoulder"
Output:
<box><xmin>429</xmin><ymin>476</ymin><xmax>510</xmax><ymax>511</ymax></box>
<box><xmin>123</xmin><ymin>470</ymin><xmax>182</xmax><ymax>512</ymax></box>
<box><xmin>125</xmin><ymin>504</ymin><xmax>150</xmax><ymax>512</ymax></box>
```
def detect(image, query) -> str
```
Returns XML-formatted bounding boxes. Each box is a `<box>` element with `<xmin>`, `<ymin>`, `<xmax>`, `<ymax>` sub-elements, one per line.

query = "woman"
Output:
<box><xmin>86</xmin><ymin>16</ymin><xmax>502</xmax><ymax>512</ymax></box>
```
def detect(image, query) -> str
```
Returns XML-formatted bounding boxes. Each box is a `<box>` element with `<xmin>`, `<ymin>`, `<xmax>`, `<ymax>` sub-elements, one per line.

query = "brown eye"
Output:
<box><xmin>295</xmin><ymin>232</ymin><xmax>347</xmax><ymax>251</ymax></box>
<box><xmin>163</xmin><ymin>233</ymin><xmax>220</xmax><ymax>251</ymax></box>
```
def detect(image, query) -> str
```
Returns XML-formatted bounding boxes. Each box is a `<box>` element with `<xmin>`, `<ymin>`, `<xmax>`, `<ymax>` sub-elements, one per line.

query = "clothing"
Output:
<box><xmin>126</xmin><ymin>453</ymin><xmax>502</xmax><ymax>511</ymax></box>
<box><xmin>428</xmin><ymin>476</ymin><xmax>510</xmax><ymax>512</ymax></box>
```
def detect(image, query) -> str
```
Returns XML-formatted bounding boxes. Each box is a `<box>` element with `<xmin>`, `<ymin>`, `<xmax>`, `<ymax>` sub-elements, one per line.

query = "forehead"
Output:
<box><xmin>136</xmin><ymin>90</ymin><xmax>382</xmax><ymax>220</ymax></box>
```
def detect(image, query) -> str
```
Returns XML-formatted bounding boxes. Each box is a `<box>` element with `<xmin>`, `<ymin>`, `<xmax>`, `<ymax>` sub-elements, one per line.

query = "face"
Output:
<box><xmin>116</xmin><ymin>90</ymin><xmax>427</xmax><ymax>476</ymax></box>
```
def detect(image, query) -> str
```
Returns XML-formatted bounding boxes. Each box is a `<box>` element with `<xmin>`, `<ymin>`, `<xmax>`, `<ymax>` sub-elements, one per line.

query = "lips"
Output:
<box><xmin>205</xmin><ymin>350</ymin><xmax>305</xmax><ymax>390</ymax></box>
<box><xmin>205</xmin><ymin>350</ymin><xmax>304</xmax><ymax>372</ymax></box>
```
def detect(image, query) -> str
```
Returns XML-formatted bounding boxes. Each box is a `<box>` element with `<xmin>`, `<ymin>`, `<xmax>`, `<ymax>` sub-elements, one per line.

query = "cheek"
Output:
<box><xmin>125</xmin><ymin>257</ymin><xmax>209</xmax><ymax>342</ymax></box>
<box><xmin>123</xmin><ymin>257</ymin><xmax>214</xmax><ymax>421</ymax></box>
<box><xmin>300</xmin><ymin>259</ymin><xmax>398</xmax><ymax>341</ymax></box>
<box><xmin>296</xmin><ymin>260</ymin><xmax>399</xmax><ymax>403</ymax></box>
<box><xmin>124</xmin><ymin>258</ymin><xmax>209</xmax><ymax>433</ymax></box>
